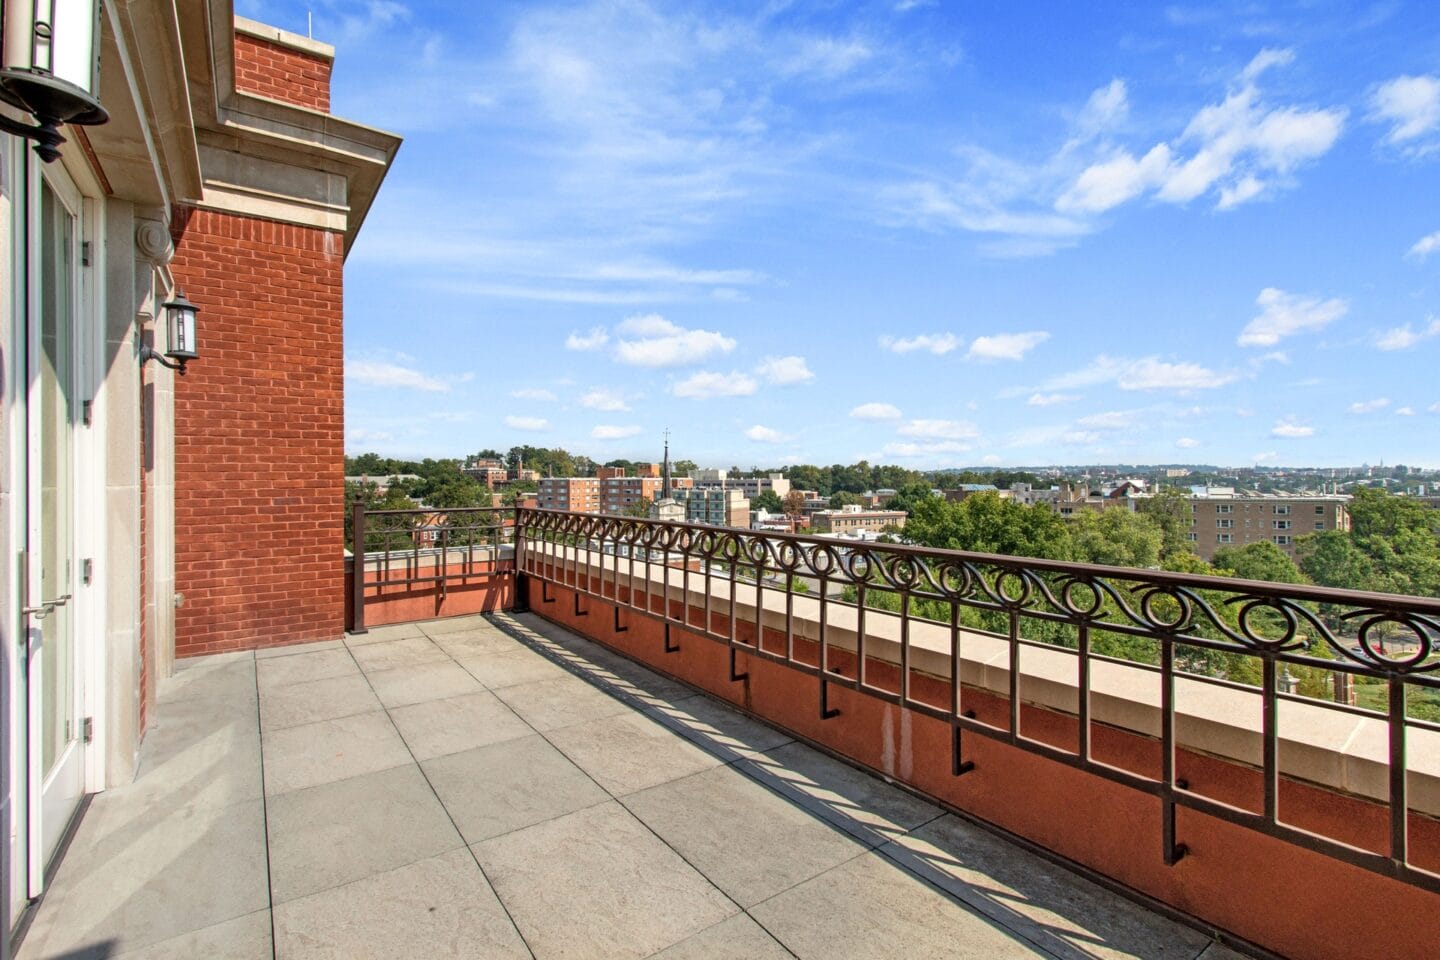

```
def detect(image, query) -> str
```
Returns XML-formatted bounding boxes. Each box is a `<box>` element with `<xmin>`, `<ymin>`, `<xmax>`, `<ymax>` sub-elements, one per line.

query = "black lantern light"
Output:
<box><xmin>142</xmin><ymin>290</ymin><xmax>200</xmax><ymax>375</ymax></box>
<box><xmin>0</xmin><ymin>0</ymin><xmax>109</xmax><ymax>162</ymax></box>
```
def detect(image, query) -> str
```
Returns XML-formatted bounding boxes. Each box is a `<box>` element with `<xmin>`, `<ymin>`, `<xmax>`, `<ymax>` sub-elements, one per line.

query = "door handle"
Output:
<box><xmin>22</xmin><ymin>594</ymin><xmax>71</xmax><ymax>619</ymax></box>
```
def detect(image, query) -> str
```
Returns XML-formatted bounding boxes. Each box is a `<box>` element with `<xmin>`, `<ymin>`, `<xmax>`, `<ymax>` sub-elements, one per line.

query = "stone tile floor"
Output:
<box><xmin>17</xmin><ymin>612</ymin><xmax>1256</xmax><ymax>959</ymax></box>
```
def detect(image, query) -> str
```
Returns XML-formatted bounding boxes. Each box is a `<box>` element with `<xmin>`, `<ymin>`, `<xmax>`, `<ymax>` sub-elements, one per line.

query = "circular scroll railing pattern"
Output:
<box><xmin>518</xmin><ymin>509</ymin><xmax>1440</xmax><ymax>677</ymax></box>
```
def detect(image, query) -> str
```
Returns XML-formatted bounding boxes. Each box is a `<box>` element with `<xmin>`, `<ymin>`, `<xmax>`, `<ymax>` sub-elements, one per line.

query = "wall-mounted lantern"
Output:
<box><xmin>0</xmin><ymin>0</ymin><xmax>109</xmax><ymax>162</ymax></box>
<box><xmin>141</xmin><ymin>291</ymin><xmax>200</xmax><ymax>376</ymax></box>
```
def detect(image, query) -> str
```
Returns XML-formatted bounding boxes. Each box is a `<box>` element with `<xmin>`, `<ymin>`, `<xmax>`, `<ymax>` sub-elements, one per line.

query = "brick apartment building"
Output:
<box><xmin>1</xmin><ymin>3</ymin><xmax>397</xmax><ymax>934</ymax></box>
<box><xmin>538</xmin><ymin>477</ymin><xmax>602</xmax><ymax>513</ymax></box>
<box><xmin>1188</xmin><ymin>494</ymin><xmax>1350</xmax><ymax>561</ymax></box>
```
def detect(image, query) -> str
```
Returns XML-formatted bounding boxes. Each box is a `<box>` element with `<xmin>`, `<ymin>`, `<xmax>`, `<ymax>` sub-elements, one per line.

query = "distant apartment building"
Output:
<box><xmin>464</xmin><ymin>456</ymin><xmax>539</xmax><ymax>487</ymax></box>
<box><xmin>1188</xmin><ymin>495</ymin><xmax>1350</xmax><ymax>561</ymax></box>
<box><xmin>687</xmin><ymin>469</ymin><xmax>791</xmax><ymax>499</ymax></box>
<box><xmin>811</xmin><ymin>507</ymin><xmax>907</xmax><ymax>535</ymax></box>
<box><xmin>537</xmin><ymin>477</ymin><xmax>601</xmax><ymax>513</ymax></box>
<box><xmin>944</xmin><ymin>484</ymin><xmax>1004</xmax><ymax>502</ymax></box>
<box><xmin>674</xmin><ymin>487</ymin><xmax>751</xmax><ymax>526</ymax></box>
<box><xmin>463</xmin><ymin>457</ymin><xmax>510</xmax><ymax>488</ymax></box>
<box><xmin>601</xmin><ymin>476</ymin><xmax>665</xmax><ymax>514</ymax></box>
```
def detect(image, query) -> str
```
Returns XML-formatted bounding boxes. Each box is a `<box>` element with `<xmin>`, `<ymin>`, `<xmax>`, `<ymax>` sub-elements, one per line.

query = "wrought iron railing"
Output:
<box><xmin>349</xmin><ymin>504</ymin><xmax>515</xmax><ymax>633</ymax></box>
<box><xmin>511</xmin><ymin>507</ymin><xmax>1440</xmax><ymax>894</ymax></box>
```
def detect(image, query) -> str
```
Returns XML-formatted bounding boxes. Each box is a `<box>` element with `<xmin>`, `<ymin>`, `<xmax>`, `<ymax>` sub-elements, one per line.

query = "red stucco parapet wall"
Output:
<box><xmin>519</xmin><ymin>571</ymin><xmax>1440</xmax><ymax>960</ymax></box>
<box><xmin>234</xmin><ymin>32</ymin><xmax>332</xmax><ymax>112</ymax></box>
<box><xmin>169</xmin><ymin>206</ymin><xmax>346</xmax><ymax>656</ymax></box>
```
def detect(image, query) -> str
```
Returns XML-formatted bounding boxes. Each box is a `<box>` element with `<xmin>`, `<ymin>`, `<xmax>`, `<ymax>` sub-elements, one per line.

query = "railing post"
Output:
<box><xmin>512</xmin><ymin>506</ymin><xmax>530</xmax><ymax>613</ymax></box>
<box><xmin>351</xmin><ymin>500</ymin><xmax>368</xmax><ymax>634</ymax></box>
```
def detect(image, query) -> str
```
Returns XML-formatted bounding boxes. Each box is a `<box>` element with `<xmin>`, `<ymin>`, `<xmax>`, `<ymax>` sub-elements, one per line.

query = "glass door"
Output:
<box><xmin>24</xmin><ymin>169</ymin><xmax>84</xmax><ymax>897</ymax></box>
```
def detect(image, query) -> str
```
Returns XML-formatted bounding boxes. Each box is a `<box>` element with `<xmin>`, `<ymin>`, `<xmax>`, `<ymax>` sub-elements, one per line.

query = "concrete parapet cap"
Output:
<box><xmin>234</xmin><ymin>16</ymin><xmax>335</xmax><ymax>60</ymax></box>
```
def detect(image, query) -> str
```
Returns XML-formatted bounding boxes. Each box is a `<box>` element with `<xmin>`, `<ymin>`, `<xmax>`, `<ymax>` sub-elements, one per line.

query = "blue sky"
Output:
<box><xmin>239</xmin><ymin>0</ymin><xmax>1440</xmax><ymax>469</ymax></box>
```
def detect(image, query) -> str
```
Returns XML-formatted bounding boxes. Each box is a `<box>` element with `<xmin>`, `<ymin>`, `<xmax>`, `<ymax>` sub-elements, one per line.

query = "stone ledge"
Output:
<box><xmin>234</xmin><ymin>16</ymin><xmax>335</xmax><ymax>61</ymax></box>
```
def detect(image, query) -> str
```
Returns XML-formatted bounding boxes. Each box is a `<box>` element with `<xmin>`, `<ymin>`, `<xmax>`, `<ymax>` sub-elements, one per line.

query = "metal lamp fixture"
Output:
<box><xmin>0</xmin><ymin>0</ymin><xmax>109</xmax><ymax>162</ymax></box>
<box><xmin>142</xmin><ymin>291</ymin><xmax>200</xmax><ymax>375</ymax></box>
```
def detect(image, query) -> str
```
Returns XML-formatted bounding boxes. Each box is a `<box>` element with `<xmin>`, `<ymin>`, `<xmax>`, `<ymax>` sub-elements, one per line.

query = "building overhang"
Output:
<box><xmin>175</xmin><ymin>1</ymin><xmax>400</xmax><ymax>256</ymax></box>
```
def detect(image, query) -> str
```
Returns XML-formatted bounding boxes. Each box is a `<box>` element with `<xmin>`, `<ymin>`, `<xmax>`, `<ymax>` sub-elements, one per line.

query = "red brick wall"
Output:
<box><xmin>233</xmin><ymin>32</ymin><xmax>332</xmax><ymax>112</ymax></box>
<box><xmin>169</xmin><ymin>206</ymin><xmax>346</xmax><ymax>656</ymax></box>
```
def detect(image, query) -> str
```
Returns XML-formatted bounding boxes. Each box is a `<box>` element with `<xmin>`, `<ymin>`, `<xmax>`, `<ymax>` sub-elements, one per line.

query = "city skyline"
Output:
<box><xmin>241</xmin><ymin>1</ymin><xmax>1439</xmax><ymax>467</ymax></box>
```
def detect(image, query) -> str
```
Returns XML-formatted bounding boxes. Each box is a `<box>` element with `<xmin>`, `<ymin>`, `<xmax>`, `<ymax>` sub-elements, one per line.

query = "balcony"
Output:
<box><xmin>19</xmin><ymin>506</ymin><xmax>1438</xmax><ymax>958</ymax></box>
<box><xmin>14</xmin><ymin>612</ymin><xmax>1249</xmax><ymax>959</ymax></box>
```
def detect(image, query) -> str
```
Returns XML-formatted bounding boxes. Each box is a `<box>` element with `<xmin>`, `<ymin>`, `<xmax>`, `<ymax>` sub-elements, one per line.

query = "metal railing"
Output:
<box><xmin>511</xmin><ymin>507</ymin><xmax>1440</xmax><ymax>894</ymax></box>
<box><xmin>349</xmin><ymin>504</ymin><xmax>515</xmax><ymax>634</ymax></box>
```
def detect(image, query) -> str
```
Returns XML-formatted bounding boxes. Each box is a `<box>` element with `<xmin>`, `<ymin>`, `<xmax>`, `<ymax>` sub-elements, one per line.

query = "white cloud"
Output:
<box><xmin>616</xmin><ymin>313</ymin><xmax>679</xmax><ymax>336</ymax></box>
<box><xmin>346</xmin><ymin>359</ymin><xmax>449</xmax><ymax>393</ymax></box>
<box><xmin>511</xmin><ymin>388</ymin><xmax>558</xmax><ymax>402</ymax></box>
<box><xmin>882</xmin><ymin>440</ymin><xmax>973</xmax><ymax>458</ymax></box>
<box><xmin>1027</xmin><ymin>393</ymin><xmax>1078</xmax><ymax>407</ymax></box>
<box><xmin>879</xmin><ymin>333</ymin><xmax>961</xmax><ymax>355</ymax></box>
<box><xmin>1049</xmin><ymin>354</ymin><xmax>1237</xmax><ymax>392</ymax></box>
<box><xmin>850</xmin><ymin>402</ymin><xmax>902</xmax><ymax>420</ymax></box>
<box><xmin>1271</xmin><ymin>419</ymin><xmax>1315</xmax><ymax>438</ymax></box>
<box><xmin>745</xmin><ymin>425</ymin><xmax>787</xmax><ymax>443</ymax></box>
<box><xmin>1075</xmin><ymin>78</ymin><xmax>1130</xmax><ymax>138</ymax></box>
<box><xmin>1175</xmin><ymin>437</ymin><xmax>1201</xmax><ymax>449</ymax></box>
<box><xmin>670</xmin><ymin>371</ymin><xmax>758</xmax><ymax>399</ymax></box>
<box><xmin>898</xmin><ymin>419</ymin><xmax>980</xmax><ymax>440</ymax></box>
<box><xmin>1077</xmin><ymin>410</ymin><xmax>1139</xmax><ymax>430</ymax></box>
<box><xmin>966</xmin><ymin>331</ymin><xmax>1050</xmax><ymax>361</ymax></box>
<box><xmin>1240</xmin><ymin>47</ymin><xmax>1295</xmax><ymax>83</ymax></box>
<box><xmin>614</xmin><ymin>315</ymin><xmax>735</xmax><ymax>367</ymax></box>
<box><xmin>1350</xmin><ymin>398</ymin><xmax>1391</xmax><ymax>414</ymax></box>
<box><xmin>1370</xmin><ymin>74</ymin><xmax>1440</xmax><ymax>150</ymax></box>
<box><xmin>1409</xmin><ymin>231</ymin><xmax>1440</xmax><ymax>261</ymax></box>
<box><xmin>505</xmin><ymin>415</ymin><xmax>550</xmax><ymax>431</ymax></box>
<box><xmin>1375</xmin><ymin>317</ymin><xmax>1440</xmax><ymax>351</ymax></box>
<box><xmin>591</xmin><ymin>424</ymin><xmax>642</xmax><ymax>440</ymax></box>
<box><xmin>1056</xmin><ymin>144</ymin><xmax>1173</xmax><ymax>214</ymax></box>
<box><xmin>566</xmin><ymin>328</ymin><xmax>610</xmax><ymax>351</ymax></box>
<box><xmin>1396</xmin><ymin>407</ymin><xmax>1416</xmax><ymax>416</ymax></box>
<box><xmin>1062</xmin><ymin>431</ymin><xmax>1102</xmax><ymax>445</ymax></box>
<box><xmin>1059</xmin><ymin>50</ymin><xmax>1345</xmax><ymax>215</ymax></box>
<box><xmin>580</xmin><ymin>388</ymin><xmax>630</xmax><ymax>411</ymax></box>
<box><xmin>1253</xmin><ymin>451</ymin><xmax>1279</xmax><ymax>464</ymax></box>
<box><xmin>1237</xmin><ymin>287</ymin><xmax>1348</xmax><ymax>347</ymax></box>
<box><xmin>1430</xmin><ymin>401</ymin><xmax>1440</xmax><ymax>414</ymax></box>
<box><xmin>756</xmin><ymin>355</ymin><xmax>815</xmax><ymax>385</ymax></box>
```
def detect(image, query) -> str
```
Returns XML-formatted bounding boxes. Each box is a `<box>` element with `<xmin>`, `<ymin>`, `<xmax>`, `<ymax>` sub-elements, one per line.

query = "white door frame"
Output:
<box><xmin>17</xmin><ymin>147</ymin><xmax>105</xmax><ymax>902</ymax></box>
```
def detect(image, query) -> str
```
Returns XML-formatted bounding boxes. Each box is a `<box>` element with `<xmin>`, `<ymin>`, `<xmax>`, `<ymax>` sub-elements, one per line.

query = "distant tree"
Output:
<box><xmin>752</xmin><ymin>490</ymin><xmax>784</xmax><ymax>513</ymax></box>
<box><xmin>1296</xmin><ymin>530</ymin><xmax>1378</xmax><ymax>592</ymax></box>
<box><xmin>785</xmin><ymin>464</ymin><xmax>826</xmax><ymax>495</ymax></box>
<box><xmin>904</xmin><ymin>492</ymin><xmax>1073</xmax><ymax>561</ymax></box>
<box><xmin>623</xmin><ymin>497</ymin><xmax>653</xmax><ymax>519</ymax></box>
<box><xmin>886</xmin><ymin>482</ymin><xmax>937</xmax><ymax>516</ymax></box>
<box><xmin>782</xmin><ymin>490</ymin><xmax>806</xmax><ymax>518</ymax></box>
<box><xmin>426</xmin><ymin>478</ymin><xmax>486</xmax><ymax>509</ymax></box>
<box><xmin>1137</xmin><ymin>486</ymin><xmax>1195</xmax><ymax>563</ymax></box>
<box><xmin>673</xmin><ymin>459</ymin><xmax>698</xmax><ymax>476</ymax></box>
<box><xmin>1212</xmin><ymin>541</ymin><xmax>1309</xmax><ymax>585</ymax></box>
<box><xmin>829</xmin><ymin>491</ymin><xmax>861</xmax><ymax>509</ymax></box>
<box><xmin>1069</xmin><ymin>509</ymin><xmax>1162</xmax><ymax>569</ymax></box>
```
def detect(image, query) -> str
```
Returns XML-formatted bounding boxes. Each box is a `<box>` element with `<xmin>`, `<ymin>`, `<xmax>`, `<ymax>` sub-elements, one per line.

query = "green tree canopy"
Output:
<box><xmin>751</xmin><ymin>490</ymin><xmax>784</xmax><ymax>513</ymax></box>
<box><xmin>1212</xmin><ymin>541</ymin><xmax>1309</xmax><ymax>585</ymax></box>
<box><xmin>1069</xmin><ymin>509</ymin><xmax>1162</xmax><ymax>569</ymax></box>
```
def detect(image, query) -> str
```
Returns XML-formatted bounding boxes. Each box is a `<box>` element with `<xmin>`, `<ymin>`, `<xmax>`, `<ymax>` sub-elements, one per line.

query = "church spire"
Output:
<box><xmin>661</xmin><ymin>428</ymin><xmax>671</xmax><ymax>495</ymax></box>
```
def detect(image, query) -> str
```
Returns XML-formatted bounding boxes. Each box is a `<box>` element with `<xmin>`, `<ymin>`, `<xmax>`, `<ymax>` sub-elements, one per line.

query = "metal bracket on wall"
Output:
<box><xmin>729</xmin><ymin>646</ymin><xmax>748</xmax><ymax>683</ymax></box>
